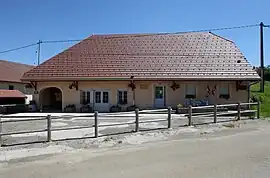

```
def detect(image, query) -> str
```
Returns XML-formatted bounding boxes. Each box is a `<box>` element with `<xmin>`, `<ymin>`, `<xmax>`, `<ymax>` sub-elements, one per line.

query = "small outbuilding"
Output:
<box><xmin>0</xmin><ymin>90</ymin><xmax>27</xmax><ymax>114</ymax></box>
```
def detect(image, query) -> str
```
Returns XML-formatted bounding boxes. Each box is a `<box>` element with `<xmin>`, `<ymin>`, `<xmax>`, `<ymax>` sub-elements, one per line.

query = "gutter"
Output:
<box><xmin>21</xmin><ymin>76</ymin><xmax>261</xmax><ymax>82</ymax></box>
<box><xmin>0</xmin><ymin>80</ymin><xmax>30</xmax><ymax>84</ymax></box>
<box><xmin>249</xmin><ymin>80</ymin><xmax>260</xmax><ymax>87</ymax></box>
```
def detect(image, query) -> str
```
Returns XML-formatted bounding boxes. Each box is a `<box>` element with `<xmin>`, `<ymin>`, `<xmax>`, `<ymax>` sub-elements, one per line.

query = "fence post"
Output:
<box><xmin>135</xmin><ymin>108</ymin><xmax>139</xmax><ymax>132</ymax></box>
<box><xmin>237</xmin><ymin>102</ymin><xmax>241</xmax><ymax>121</ymax></box>
<box><xmin>188</xmin><ymin>105</ymin><xmax>192</xmax><ymax>126</ymax></box>
<box><xmin>0</xmin><ymin>116</ymin><xmax>2</xmax><ymax>147</ymax></box>
<box><xmin>46</xmin><ymin>115</ymin><xmax>51</xmax><ymax>142</ymax></box>
<box><xmin>213</xmin><ymin>104</ymin><xmax>217</xmax><ymax>123</ymax></box>
<box><xmin>94</xmin><ymin>111</ymin><xmax>98</xmax><ymax>138</ymax></box>
<box><xmin>168</xmin><ymin>106</ymin><xmax>172</xmax><ymax>129</ymax></box>
<box><xmin>257</xmin><ymin>102</ymin><xmax>260</xmax><ymax>119</ymax></box>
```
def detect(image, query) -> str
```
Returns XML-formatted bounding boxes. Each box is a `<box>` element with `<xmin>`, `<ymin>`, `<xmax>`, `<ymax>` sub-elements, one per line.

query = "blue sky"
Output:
<box><xmin>0</xmin><ymin>0</ymin><xmax>269</xmax><ymax>66</ymax></box>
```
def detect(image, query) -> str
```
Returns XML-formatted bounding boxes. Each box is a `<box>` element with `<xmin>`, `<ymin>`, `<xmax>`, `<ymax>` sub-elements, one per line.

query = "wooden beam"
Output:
<box><xmin>30</xmin><ymin>81</ymin><xmax>37</xmax><ymax>91</ymax></box>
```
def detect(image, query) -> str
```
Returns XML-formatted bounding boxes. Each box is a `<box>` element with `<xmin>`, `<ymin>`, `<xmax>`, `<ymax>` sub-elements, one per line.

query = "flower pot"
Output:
<box><xmin>80</xmin><ymin>105</ymin><xmax>93</xmax><ymax>113</ymax></box>
<box><xmin>176</xmin><ymin>107</ymin><xmax>187</xmax><ymax>114</ymax></box>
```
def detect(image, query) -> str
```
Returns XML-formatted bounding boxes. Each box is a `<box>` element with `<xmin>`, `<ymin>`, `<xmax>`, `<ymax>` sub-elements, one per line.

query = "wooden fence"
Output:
<box><xmin>0</xmin><ymin>102</ymin><xmax>259</xmax><ymax>147</ymax></box>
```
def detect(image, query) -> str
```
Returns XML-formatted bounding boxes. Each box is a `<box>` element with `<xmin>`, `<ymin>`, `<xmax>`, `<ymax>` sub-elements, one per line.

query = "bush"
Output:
<box><xmin>251</xmin><ymin>81</ymin><xmax>270</xmax><ymax>117</ymax></box>
<box><xmin>127</xmin><ymin>105</ymin><xmax>142</xmax><ymax>111</ymax></box>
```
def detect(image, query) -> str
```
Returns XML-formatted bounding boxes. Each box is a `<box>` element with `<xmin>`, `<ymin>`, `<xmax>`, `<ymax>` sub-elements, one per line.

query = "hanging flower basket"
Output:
<box><xmin>68</xmin><ymin>81</ymin><xmax>78</xmax><ymax>90</ymax></box>
<box><xmin>206</xmin><ymin>84</ymin><xmax>217</xmax><ymax>97</ymax></box>
<box><xmin>171</xmin><ymin>82</ymin><xmax>180</xmax><ymax>91</ymax></box>
<box><xmin>128</xmin><ymin>82</ymin><xmax>136</xmax><ymax>90</ymax></box>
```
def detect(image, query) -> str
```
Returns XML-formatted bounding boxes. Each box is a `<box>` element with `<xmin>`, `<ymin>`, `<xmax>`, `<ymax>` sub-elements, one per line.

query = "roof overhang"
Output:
<box><xmin>21</xmin><ymin>76</ymin><xmax>261</xmax><ymax>82</ymax></box>
<box><xmin>0</xmin><ymin>80</ymin><xmax>30</xmax><ymax>84</ymax></box>
<box><xmin>0</xmin><ymin>90</ymin><xmax>26</xmax><ymax>98</ymax></box>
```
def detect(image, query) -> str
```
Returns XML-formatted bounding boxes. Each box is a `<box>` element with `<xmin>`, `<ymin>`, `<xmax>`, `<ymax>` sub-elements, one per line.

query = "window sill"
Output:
<box><xmin>185</xmin><ymin>95</ymin><xmax>196</xmax><ymax>99</ymax></box>
<box><xmin>219</xmin><ymin>95</ymin><xmax>230</xmax><ymax>100</ymax></box>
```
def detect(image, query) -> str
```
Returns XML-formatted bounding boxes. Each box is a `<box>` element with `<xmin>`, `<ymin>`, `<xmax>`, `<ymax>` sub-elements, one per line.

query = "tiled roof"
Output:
<box><xmin>22</xmin><ymin>32</ymin><xmax>260</xmax><ymax>81</ymax></box>
<box><xmin>0</xmin><ymin>90</ymin><xmax>26</xmax><ymax>98</ymax></box>
<box><xmin>0</xmin><ymin>60</ymin><xmax>34</xmax><ymax>83</ymax></box>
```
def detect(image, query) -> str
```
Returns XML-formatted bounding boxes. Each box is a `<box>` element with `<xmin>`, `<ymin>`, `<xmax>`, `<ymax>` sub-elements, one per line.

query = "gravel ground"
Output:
<box><xmin>0</xmin><ymin>112</ymin><xmax>239</xmax><ymax>146</ymax></box>
<box><xmin>0</xmin><ymin>111</ymin><xmax>255</xmax><ymax>165</ymax></box>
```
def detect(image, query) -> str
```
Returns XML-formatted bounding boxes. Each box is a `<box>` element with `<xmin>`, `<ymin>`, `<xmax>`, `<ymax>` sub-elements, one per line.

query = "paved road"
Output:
<box><xmin>1</xmin><ymin>121</ymin><xmax>270</xmax><ymax>178</ymax></box>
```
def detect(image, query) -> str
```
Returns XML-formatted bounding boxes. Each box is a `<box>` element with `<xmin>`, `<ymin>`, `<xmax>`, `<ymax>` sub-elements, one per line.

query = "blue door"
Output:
<box><xmin>154</xmin><ymin>86</ymin><xmax>165</xmax><ymax>108</ymax></box>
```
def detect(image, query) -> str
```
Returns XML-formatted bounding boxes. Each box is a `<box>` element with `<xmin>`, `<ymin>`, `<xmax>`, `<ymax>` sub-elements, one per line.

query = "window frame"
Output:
<box><xmin>219</xmin><ymin>84</ymin><xmax>230</xmax><ymax>99</ymax></box>
<box><xmin>117</xmin><ymin>89</ymin><xmax>128</xmax><ymax>105</ymax></box>
<box><xmin>9</xmin><ymin>85</ymin><xmax>14</xmax><ymax>90</ymax></box>
<box><xmin>155</xmin><ymin>86</ymin><xmax>164</xmax><ymax>99</ymax></box>
<box><xmin>185</xmin><ymin>84</ymin><xmax>196</xmax><ymax>99</ymax></box>
<box><xmin>80</xmin><ymin>90</ymin><xmax>91</xmax><ymax>105</ymax></box>
<box><xmin>102</xmin><ymin>91</ymin><xmax>109</xmax><ymax>103</ymax></box>
<box><xmin>95</xmin><ymin>91</ymin><xmax>101</xmax><ymax>103</ymax></box>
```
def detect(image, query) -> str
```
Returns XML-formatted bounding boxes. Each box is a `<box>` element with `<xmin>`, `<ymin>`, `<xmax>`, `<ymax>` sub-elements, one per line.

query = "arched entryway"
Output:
<box><xmin>39</xmin><ymin>87</ymin><xmax>62</xmax><ymax>112</ymax></box>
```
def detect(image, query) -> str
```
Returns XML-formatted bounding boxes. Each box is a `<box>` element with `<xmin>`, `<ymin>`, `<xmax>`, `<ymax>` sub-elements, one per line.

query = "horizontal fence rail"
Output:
<box><xmin>190</xmin><ymin>105</ymin><xmax>214</xmax><ymax>109</ymax></box>
<box><xmin>51</xmin><ymin>125</ymin><xmax>94</xmax><ymax>132</ymax></box>
<box><xmin>139</xmin><ymin>119</ymin><xmax>168</xmax><ymax>124</ymax></box>
<box><xmin>98</xmin><ymin>122</ymin><xmax>135</xmax><ymax>128</ymax></box>
<box><xmin>0</xmin><ymin>129</ymin><xmax>47</xmax><ymax>137</ymax></box>
<box><xmin>0</xmin><ymin>117</ymin><xmax>46</xmax><ymax>123</ymax></box>
<box><xmin>217</xmin><ymin>103</ymin><xmax>239</xmax><ymax>107</ymax></box>
<box><xmin>0</xmin><ymin>102</ymin><xmax>259</xmax><ymax>147</ymax></box>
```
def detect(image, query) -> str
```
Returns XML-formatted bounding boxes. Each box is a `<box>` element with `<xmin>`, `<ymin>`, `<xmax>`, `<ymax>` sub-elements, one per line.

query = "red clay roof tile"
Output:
<box><xmin>22</xmin><ymin>32</ymin><xmax>260</xmax><ymax>81</ymax></box>
<box><xmin>0</xmin><ymin>60</ymin><xmax>34</xmax><ymax>83</ymax></box>
<box><xmin>0</xmin><ymin>90</ymin><xmax>26</xmax><ymax>98</ymax></box>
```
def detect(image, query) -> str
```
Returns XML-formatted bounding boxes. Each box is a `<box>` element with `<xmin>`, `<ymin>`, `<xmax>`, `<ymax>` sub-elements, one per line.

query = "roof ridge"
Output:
<box><xmin>92</xmin><ymin>31</ymin><xmax>208</xmax><ymax>38</ymax></box>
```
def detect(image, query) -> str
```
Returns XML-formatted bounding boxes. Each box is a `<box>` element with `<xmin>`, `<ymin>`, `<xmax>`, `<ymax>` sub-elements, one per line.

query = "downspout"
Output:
<box><xmin>92</xmin><ymin>89</ymin><xmax>95</xmax><ymax>111</ymax></box>
<box><xmin>248</xmin><ymin>81</ymin><xmax>260</xmax><ymax>103</ymax></box>
<box><xmin>130</xmin><ymin>76</ymin><xmax>135</xmax><ymax>106</ymax></box>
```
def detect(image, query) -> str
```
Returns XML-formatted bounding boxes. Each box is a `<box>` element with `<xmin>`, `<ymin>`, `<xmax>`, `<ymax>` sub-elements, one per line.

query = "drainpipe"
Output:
<box><xmin>132</xmin><ymin>91</ymin><xmax>135</xmax><ymax>106</ymax></box>
<box><xmin>248</xmin><ymin>81</ymin><xmax>260</xmax><ymax>103</ymax></box>
<box><xmin>130</xmin><ymin>76</ymin><xmax>135</xmax><ymax>106</ymax></box>
<box><xmin>92</xmin><ymin>89</ymin><xmax>95</xmax><ymax>111</ymax></box>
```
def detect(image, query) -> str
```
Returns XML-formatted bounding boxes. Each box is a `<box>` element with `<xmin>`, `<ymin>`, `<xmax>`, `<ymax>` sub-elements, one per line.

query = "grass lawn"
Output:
<box><xmin>251</xmin><ymin>81</ymin><xmax>270</xmax><ymax>118</ymax></box>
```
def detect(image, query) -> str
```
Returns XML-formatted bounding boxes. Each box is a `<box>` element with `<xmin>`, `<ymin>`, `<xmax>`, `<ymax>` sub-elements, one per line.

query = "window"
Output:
<box><xmin>103</xmin><ymin>92</ymin><xmax>109</xmax><ymax>103</ymax></box>
<box><xmin>118</xmin><ymin>90</ymin><xmax>128</xmax><ymax>104</ymax></box>
<box><xmin>155</xmin><ymin>86</ymin><xmax>164</xmax><ymax>99</ymax></box>
<box><xmin>95</xmin><ymin>92</ymin><xmax>101</xmax><ymax>103</ymax></box>
<box><xmin>219</xmin><ymin>85</ymin><xmax>230</xmax><ymax>99</ymax></box>
<box><xmin>185</xmin><ymin>84</ymin><xmax>196</xmax><ymax>99</ymax></box>
<box><xmin>9</xmin><ymin>85</ymin><xmax>14</xmax><ymax>90</ymax></box>
<box><xmin>87</xmin><ymin>91</ymin><xmax>90</xmax><ymax>103</ymax></box>
<box><xmin>80</xmin><ymin>91</ymin><xmax>91</xmax><ymax>105</ymax></box>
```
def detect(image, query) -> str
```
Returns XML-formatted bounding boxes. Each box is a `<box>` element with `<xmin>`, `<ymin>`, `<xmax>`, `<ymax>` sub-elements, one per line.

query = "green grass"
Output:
<box><xmin>251</xmin><ymin>81</ymin><xmax>270</xmax><ymax>117</ymax></box>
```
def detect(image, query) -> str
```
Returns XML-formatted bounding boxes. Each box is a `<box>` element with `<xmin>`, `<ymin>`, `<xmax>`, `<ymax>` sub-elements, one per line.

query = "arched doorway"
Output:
<box><xmin>39</xmin><ymin>87</ymin><xmax>62</xmax><ymax>112</ymax></box>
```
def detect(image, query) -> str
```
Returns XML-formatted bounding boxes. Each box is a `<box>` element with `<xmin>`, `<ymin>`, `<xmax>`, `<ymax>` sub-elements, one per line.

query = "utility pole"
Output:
<box><xmin>37</xmin><ymin>40</ymin><xmax>42</xmax><ymax>65</ymax></box>
<box><xmin>260</xmin><ymin>22</ymin><xmax>270</xmax><ymax>92</ymax></box>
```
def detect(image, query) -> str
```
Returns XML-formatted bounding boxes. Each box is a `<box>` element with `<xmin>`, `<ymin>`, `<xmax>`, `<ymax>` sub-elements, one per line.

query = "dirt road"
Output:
<box><xmin>1</xmin><ymin>120</ymin><xmax>270</xmax><ymax>178</ymax></box>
